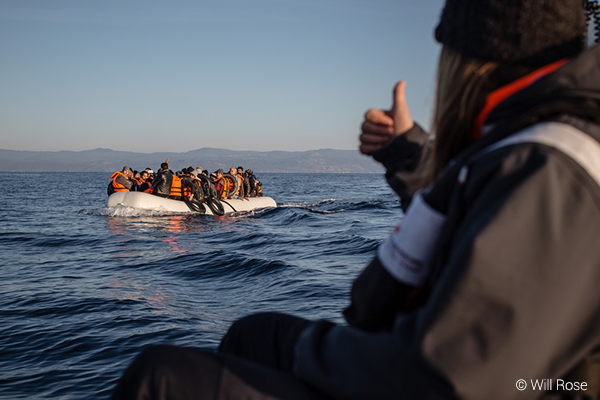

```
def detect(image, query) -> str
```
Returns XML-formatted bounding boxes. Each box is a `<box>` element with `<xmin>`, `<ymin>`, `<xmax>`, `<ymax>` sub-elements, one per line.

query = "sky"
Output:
<box><xmin>0</xmin><ymin>0</ymin><xmax>444</xmax><ymax>153</ymax></box>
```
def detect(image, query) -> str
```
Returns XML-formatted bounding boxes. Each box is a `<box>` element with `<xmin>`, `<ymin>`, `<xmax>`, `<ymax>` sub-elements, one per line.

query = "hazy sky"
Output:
<box><xmin>1</xmin><ymin>0</ymin><xmax>444</xmax><ymax>153</ymax></box>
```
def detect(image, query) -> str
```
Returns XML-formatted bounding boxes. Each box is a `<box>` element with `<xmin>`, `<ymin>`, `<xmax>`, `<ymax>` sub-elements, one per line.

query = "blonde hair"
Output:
<box><xmin>407</xmin><ymin>47</ymin><xmax>504</xmax><ymax>191</ymax></box>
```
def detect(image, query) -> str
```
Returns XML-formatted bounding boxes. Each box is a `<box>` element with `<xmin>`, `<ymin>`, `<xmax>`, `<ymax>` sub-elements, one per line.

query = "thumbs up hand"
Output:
<box><xmin>359</xmin><ymin>81</ymin><xmax>414</xmax><ymax>155</ymax></box>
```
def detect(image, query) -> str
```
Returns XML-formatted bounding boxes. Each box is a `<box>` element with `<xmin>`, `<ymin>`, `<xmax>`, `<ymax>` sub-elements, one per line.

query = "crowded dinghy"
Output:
<box><xmin>106</xmin><ymin>163</ymin><xmax>276</xmax><ymax>215</ymax></box>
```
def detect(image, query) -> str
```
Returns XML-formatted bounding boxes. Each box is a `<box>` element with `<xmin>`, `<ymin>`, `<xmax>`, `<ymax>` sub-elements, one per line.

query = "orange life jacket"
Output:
<box><xmin>110</xmin><ymin>171</ymin><xmax>130</xmax><ymax>192</ymax></box>
<box><xmin>214</xmin><ymin>177</ymin><xmax>228</xmax><ymax>198</ymax></box>
<box><xmin>223</xmin><ymin>177</ymin><xmax>235</xmax><ymax>198</ymax></box>
<box><xmin>169</xmin><ymin>175</ymin><xmax>183</xmax><ymax>198</ymax></box>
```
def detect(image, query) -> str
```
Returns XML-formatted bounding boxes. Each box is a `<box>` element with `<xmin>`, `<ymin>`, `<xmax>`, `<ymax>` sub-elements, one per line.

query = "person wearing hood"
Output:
<box><xmin>193</xmin><ymin>166</ymin><xmax>203</xmax><ymax>177</ymax></box>
<box><xmin>111</xmin><ymin>1</ymin><xmax>600</xmax><ymax>399</ymax></box>
<box><xmin>245</xmin><ymin>169</ymin><xmax>262</xmax><ymax>197</ymax></box>
<box><xmin>187</xmin><ymin>167</ymin><xmax>210</xmax><ymax>203</ymax></box>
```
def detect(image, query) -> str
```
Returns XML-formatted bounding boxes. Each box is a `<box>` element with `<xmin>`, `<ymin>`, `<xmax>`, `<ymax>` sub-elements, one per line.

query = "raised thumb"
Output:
<box><xmin>390</xmin><ymin>81</ymin><xmax>413</xmax><ymax>135</ymax></box>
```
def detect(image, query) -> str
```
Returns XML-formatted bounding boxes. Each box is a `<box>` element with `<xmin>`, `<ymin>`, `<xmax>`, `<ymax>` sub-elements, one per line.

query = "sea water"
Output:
<box><xmin>0</xmin><ymin>172</ymin><xmax>401</xmax><ymax>399</ymax></box>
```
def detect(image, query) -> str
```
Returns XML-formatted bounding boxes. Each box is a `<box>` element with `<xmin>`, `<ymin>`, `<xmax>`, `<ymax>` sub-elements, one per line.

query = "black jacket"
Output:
<box><xmin>247</xmin><ymin>174</ymin><xmax>261</xmax><ymax>197</ymax></box>
<box><xmin>292</xmin><ymin>46</ymin><xmax>600</xmax><ymax>399</ymax></box>
<box><xmin>152</xmin><ymin>169</ymin><xmax>173</xmax><ymax>197</ymax></box>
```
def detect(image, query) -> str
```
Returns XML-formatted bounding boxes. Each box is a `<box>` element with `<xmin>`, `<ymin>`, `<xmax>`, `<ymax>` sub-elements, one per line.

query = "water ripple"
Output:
<box><xmin>0</xmin><ymin>172</ymin><xmax>400</xmax><ymax>399</ymax></box>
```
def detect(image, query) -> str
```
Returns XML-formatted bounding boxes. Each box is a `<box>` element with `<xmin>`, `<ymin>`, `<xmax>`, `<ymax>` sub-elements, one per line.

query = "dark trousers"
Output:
<box><xmin>110</xmin><ymin>313</ymin><xmax>329</xmax><ymax>400</ymax></box>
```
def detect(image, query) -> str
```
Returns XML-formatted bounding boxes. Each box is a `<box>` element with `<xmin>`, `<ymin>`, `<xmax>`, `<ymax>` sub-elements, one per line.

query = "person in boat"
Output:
<box><xmin>213</xmin><ymin>168</ymin><xmax>227</xmax><ymax>198</ymax></box>
<box><xmin>227</xmin><ymin>167</ymin><xmax>239</xmax><ymax>199</ymax></box>
<box><xmin>237</xmin><ymin>166</ymin><xmax>251</xmax><ymax>201</ymax></box>
<box><xmin>111</xmin><ymin>0</ymin><xmax>600</xmax><ymax>398</ymax></box>
<box><xmin>190</xmin><ymin>167</ymin><xmax>220</xmax><ymax>206</ymax></box>
<box><xmin>151</xmin><ymin>162</ymin><xmax>173</xmax><ymax>198</ymax></box>
<box><xmin>167</xmin><ymin>167</ymin><xmax>194</xmax><ymax>201</ymax></box>
<box><xmin>108</xmin><ymin>166</ymin><xmax>133</xmax><ymax>195</ymax></box>
<box><xmin>182</xmin><ymin>167</ymin><xmax>197</xmax><ymax>201</ymax></box>
<box><xmin>209</xmin><ymin>171</ymin><xmax>221</xmax><ymax>195</ymax></box>
<box><xmin>144</xmin><ymin>168</ymin><xmax>154</xmax><ymax>183</ymax></box>
<box><xmin>245</xmin><ymin>169</ymin><xmax>262</xmax><ymax>197</ymax></box>
<box><xmin>138</xmin><ymin>170</ymin><xmax>152</xmax><ymax>193</ymax></box>
<box><xmin>129</xmin><ymin>170</ymin><xmax>141</xmax><ymax>192</ymax></box>
<box><xmin>227</xmin><ymin>167</ymin><xmax>246</xmax><ymax>200</ymax></box>
<box><xmin>192</xmin><ymin>167</ymin><xmax>212</xmax><ymax>200</ymax></box>
<box><xmin>188</xmin><ymin>168</ymin><xmax>204</xmax><ymax>201</ymax></box>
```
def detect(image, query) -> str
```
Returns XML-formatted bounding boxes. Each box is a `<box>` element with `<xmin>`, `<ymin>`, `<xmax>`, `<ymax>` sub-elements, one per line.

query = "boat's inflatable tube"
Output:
<box><xmin>106</xmin><ymin>192</ymin><xmax>276</xmax><ymax>215</ymax></box>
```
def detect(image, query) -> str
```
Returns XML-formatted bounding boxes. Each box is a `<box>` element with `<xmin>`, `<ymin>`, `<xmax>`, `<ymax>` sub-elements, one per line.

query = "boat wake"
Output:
<box><xmin>279</xmin><ymin>196</ymin><xmax>394</xmax><ymax>214</ymax></box>
<box><xmin>279</xmin><ymin>199</ymin><xmax>343</xmax><ymax>214</ymax></box>
<box><xmin>82</xmin><ymin>206</ymin><xmax>273</xmax><ymax>218</ymax></box>
<box><xmin>83</xmin><ymin>206</ymin><xmax>185</xmax><ymax>218</ymax></box>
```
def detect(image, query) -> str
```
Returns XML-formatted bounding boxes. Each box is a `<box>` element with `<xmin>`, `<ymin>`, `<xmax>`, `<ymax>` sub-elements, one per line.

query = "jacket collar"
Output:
<box><xmin>474</xmin><ymin>59</ymin><xmax>568</xmax><ymax>139</ymax></box>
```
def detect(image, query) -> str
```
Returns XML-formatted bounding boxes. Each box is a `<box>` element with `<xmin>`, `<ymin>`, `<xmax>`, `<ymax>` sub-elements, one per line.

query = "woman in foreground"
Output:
<box><xmin>110</xmin><ymin>0</ymin><xmax>600</xmax><ymax>398</ymax></box>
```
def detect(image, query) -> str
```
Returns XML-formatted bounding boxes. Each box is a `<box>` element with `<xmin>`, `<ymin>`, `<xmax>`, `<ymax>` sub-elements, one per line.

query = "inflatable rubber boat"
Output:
<box><xmin>106</xmin><ymin>192</ymin><xmax>276</xmax><ymax>215</ymax></box>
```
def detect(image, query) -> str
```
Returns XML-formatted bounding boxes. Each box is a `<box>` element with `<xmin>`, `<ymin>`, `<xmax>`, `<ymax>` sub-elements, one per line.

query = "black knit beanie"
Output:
<box><xmin>435</xmin><ymin>0</ymin><xmax>587</xmax><ymax>66</ymax></box>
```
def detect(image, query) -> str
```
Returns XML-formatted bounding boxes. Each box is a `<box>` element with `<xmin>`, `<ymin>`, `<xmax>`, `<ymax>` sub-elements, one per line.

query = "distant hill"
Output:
<box><xmin>0</xmin><ymin>148</ymin><xmax>384</xmax><ymax>173</ymax></box>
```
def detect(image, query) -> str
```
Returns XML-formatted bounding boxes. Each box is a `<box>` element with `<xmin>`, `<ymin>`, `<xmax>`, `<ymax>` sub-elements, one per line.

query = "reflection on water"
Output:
<box><xmin>103</xmin><ymin>209</ymin><xmax>258</xmax><ymax>255</ymax></box>
<box><xmin>104</xmin><ymin>211</ymin><xmax>228</xmax><ymax>234</ymax></box>
<box><xmin>106</xmin><ymin>213</ymin><xmax>212</xmax><ymax>233</ymax></box>
<box><xmin>104</xmin><ymin>273</ymin><xmax>171</xmax><ymax>313</ymax></box>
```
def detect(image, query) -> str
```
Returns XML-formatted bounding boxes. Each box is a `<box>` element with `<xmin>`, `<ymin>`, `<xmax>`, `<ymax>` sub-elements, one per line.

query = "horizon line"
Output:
<box><xmin>0</xmin><ymin>146</ymin><xmax>359</xmax><ymax>154</ymax></box>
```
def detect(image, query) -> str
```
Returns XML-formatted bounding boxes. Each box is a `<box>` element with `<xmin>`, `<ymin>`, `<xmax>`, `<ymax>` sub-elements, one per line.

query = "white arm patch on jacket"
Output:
<box><xmin>378</xmin><ymin>193</ymin><xmax>447</xmax><ymax>286</ymax></box>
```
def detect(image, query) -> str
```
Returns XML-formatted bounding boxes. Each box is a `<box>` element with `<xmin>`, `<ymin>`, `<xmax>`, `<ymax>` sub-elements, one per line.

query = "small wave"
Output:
<box><xmin>278</xmin><ymin>199</ymin><xmax>346</xmax><ymax>214</ymax></box>
<box><xmin>279</xmin><ymin>199</ymin><xmax>335</xmax><ymax>208</ymax></box>
<box><xmin>161</xmin><ymin>250</ymin><xmax>291</xmax><ymax>281</ymax></box>
<box><xmin>281</xmin><ymin>196</ymin><xmax>399</xmax><ymax>215</ymax></box>
<box><xmin>309</xmin><ymin>209</ymin><xmax>344</xmax><ymax>214</ymax></box>
<box><xmin>222</xmin><ymin>207</ymin><xmax>273</xmax><ymax>219</ymax></box>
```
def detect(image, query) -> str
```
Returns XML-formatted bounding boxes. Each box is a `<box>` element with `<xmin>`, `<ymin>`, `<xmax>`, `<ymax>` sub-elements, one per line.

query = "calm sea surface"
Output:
<box><xmin>0</xmin><ymin>172</ymin><xmax>402</xmax><ymax>399</ymax></box>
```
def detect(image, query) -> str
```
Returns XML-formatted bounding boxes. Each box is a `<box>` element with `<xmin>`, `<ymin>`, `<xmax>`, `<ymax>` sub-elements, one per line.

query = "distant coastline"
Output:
<box><xmin>0</xmin><ymin>147</ymin><xmax>384</xmax><ymax>173</ymax></box>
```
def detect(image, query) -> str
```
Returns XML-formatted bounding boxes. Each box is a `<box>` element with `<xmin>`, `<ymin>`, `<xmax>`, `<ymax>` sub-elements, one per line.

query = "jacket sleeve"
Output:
<box><xmin>343</xmin><ymin>257</ymin><xmax>421</xmax><ymax>332</ymax></box>
<box><xmin>293</xmin><ymin>320</ymin><xmax>456</xmax><ymax>400</ymax></box>
<box><xmin>151</xmin><ymin>175</ymin><xmax>162</xmax><ymax>193</ymax></box>
<box><xmin>116</xmin><ymin>175</ymin><xmax>133</xmax><ymax>190</ymax></box>
<box><xmin>372</xmin><ymin>123</ymin><xmax>431</xmax><ymax>210</ymax></box>
<box><xmin>293</xmin><ymin>144</ymin><xmax>600</xmax><ymax>400</ymax></box>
